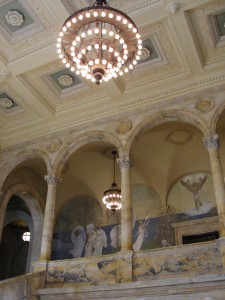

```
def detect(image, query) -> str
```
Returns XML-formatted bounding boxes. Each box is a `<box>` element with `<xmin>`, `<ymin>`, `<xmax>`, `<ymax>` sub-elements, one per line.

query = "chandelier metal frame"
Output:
<box><xmin>57</xmin><ymin>0</ymin><xmax>142</xmax><ymax>85</ymax></box>
<box><xmin>102</xmin><ymin>150</ymin><xmax>122</xmax><ymax>213</ymax></box>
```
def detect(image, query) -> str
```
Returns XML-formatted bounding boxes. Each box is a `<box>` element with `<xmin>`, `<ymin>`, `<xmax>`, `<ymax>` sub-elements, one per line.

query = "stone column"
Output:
<box><xmin>203</xmin><ymin>134</ymin><xmax>225</xmax><ymax>236</ymax></box>
<box><xmin>39</xmin><ymin>175</ymin><xmax>61</xmax><ymax>261</ymax></box>
<box><xmin>118</xmin><ymin>158</ymin><xmax>133</xmax><ymax>251</ymax></box>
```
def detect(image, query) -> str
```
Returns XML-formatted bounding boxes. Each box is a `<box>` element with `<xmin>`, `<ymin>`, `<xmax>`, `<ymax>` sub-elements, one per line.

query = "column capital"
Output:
<box><xmin>44</xmin><ymin>175</ymin><xmax>61</xmax><ymax>185</ymax></box>
<box><xmin>203</xmin><ymin>134</ymin><xmax>220</xmax><ymax>150</ymax></box>
<box><xmin>117</xmin><ymin>158</ymin><xmax>133</xmax><ymax>169</ymax></box>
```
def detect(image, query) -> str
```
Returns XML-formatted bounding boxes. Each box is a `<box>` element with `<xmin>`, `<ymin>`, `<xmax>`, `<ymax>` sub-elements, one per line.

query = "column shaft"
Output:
<box><xmin>39</xmin><ymin>175</ymin><xmax>60</xmax><ymax>261</ymax></box>
<box><xmin>203</xmin><ymin>135</ymin><xmax>225</xmax><ymax>236</ymax></box>
<box><xmin>119</xmin><ymin>159</ymin><xmax>132</xmax><ymax>251</ymax></box>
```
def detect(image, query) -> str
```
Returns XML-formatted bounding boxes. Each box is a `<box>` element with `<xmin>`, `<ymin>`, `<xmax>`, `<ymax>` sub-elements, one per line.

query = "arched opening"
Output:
<box><xmin>53</xmin><ymin>141</ymin><xmax>122</xmax><ymax>259</ymax></box>
<box><xmin>0</xmin><ymin>157</ymin><xmax>46</xmax><ymax>276</ymax></box>
<box><xmin>0</xmin><ymin>195</ymin><xmax>31</xmax><ymax>280</ymax></box>
<box><xmin>216</xmin><ymin>108</ymin><xmax>225</xmax><ymax>175</ymax></box>
<box><xmin>129</xmin><ymin>121</ymin><xmax>217</xmax><ymax>250</ymax></box>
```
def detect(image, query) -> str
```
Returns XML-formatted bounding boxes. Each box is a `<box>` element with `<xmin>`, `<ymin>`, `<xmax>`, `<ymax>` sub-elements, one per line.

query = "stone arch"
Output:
<box><xmin>53</xmin><ymin>131</ymin><xmax>123</xmax><ymax>177</ymax></box>
<box><xmin>0</xmin><ymin>183</ymin><xmax>44</xmax><ymax>271</ymax></box>
<box><xmin>0</xmin><ymin>149</ymin><xmax>51</xmax><ymax>191</ymax></box>
<box><xmin>125</xmin><ymin>109</ymin><xmax>209</xmax><ymax>156</ymax></box>
<box><xmin>210</xmin><ymin>100</ymin><xmax>225</xmax><ymax>134</ymax></box>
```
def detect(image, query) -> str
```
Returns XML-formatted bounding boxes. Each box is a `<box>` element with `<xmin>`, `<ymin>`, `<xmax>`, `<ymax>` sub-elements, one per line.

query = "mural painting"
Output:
<box><xmin>52</xmin><ymin>173</ymin><xmax>218</xmax><ymax>260</ymax></box>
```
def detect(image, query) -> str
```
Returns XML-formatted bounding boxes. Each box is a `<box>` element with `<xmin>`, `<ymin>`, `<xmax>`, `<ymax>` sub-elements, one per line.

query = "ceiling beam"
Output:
<box><xmin>8</xmin><ymin>77</ymin><xmax>55</xmax><ymax>118</ymax></box>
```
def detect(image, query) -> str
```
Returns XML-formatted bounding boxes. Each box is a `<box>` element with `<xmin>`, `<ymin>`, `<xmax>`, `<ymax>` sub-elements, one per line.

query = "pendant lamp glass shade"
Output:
<box><xmin>102</xmin><ymin>150</ymin><xmax>122</xmax><ymax>213</ymax></box>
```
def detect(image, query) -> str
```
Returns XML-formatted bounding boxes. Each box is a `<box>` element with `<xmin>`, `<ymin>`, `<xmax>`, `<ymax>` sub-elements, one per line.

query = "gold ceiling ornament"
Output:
<box><xmin>57</xmin><ymin>0</ymin><xmax>142</xmax><ymax>85</ymax></box>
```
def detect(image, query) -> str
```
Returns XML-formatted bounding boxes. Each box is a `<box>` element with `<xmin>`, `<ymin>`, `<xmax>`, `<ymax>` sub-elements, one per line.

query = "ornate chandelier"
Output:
<box><xmin>102</xmin><ymin>150</ymin><xmax>122</xmax><ymax>213</ymax></box>
<box><xmin>57</xmin><ymin>0</ymin><xmax>142</xmax><ymax>85</ymax></box>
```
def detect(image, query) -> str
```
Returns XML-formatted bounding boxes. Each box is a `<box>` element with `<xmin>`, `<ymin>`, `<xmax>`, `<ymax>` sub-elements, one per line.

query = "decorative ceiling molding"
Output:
<box><xmin>2</xmin><ymin>69</ymin><xmax>225</xmax><ymax>148</ymax></box>
<box><xmin>188</xmin><ymin>0</ymin><xmax>225</xmax><ymax>66</ymax></box>
<box><xmin>124</xmin><ymin>21</ymin><xmax>187</xmax><ymax>89</ymax></box>
<box><xmin>0</xmin><ymin>0</ymin><xmax>59</xmax><ymax>62</ymax></box>
<box><xmin>62</xmin><ymin>0</ymin><xmax>161</xmax><ymax>14</ymax></box>
<box><xmin>21</xmin><ymin>61</ymin><xmax>107</xmax><ymax>112</ymax></box>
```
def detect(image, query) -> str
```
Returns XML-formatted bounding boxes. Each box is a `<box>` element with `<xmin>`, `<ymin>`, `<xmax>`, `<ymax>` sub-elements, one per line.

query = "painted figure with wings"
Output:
<box><xmin>181</xmin><ymin>175</ymin><xmax>207</xmax><ymax>211</ymax></box>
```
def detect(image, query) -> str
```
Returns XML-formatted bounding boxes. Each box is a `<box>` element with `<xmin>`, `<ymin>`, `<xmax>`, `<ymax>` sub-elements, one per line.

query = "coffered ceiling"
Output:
<box><xmin>0</xmin><ymin>0</ymin><xmax>224</xmax><ymax>148</ymax></box>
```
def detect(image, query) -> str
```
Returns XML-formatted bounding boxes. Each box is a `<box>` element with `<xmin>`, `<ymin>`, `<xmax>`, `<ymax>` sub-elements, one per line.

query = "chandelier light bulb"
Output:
<box><xmin>102</xmin><ymin>28</ymin><xmax>107</xmax><ymax>35</ymax></box>
<box><xmin>57</xmin><ymin>0</ymin><xmax>141</xmax><ymax>85</ymax></box>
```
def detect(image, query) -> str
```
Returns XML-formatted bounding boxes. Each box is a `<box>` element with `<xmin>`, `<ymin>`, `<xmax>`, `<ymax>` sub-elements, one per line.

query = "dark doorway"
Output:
<box><xmin>0</xmin><ymin>224</ymin><xmax>29</xmax><ymax>280</ymax></box>
<box><xmin>182</xmin><ymin>231</ymin><xmax>219</xmax><ymax>245</ymax></box>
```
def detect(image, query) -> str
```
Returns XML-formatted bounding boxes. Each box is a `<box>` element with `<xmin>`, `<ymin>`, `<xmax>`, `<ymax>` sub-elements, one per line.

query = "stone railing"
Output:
<box><xmin>0</xmin><ymin>271</ymin><xmax>45</xmax><ymax>300</ymax></box>
<box><xmin>42</xmin><ymin>239</ymin><xmax>224</xmax><ymax>287</ymax></box>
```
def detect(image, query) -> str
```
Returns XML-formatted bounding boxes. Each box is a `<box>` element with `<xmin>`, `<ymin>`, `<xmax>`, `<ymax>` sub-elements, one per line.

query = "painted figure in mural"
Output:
<box><xmin>68</xmin><ymin>226</ymin><xmax>86</xmax><ymax>258</ymax></box>
<box><xmin>85</xmin><ymin>224</ymin><xmax>107</xmax><ymax>257</ymax></box>
<box><xmin>181</xmin><ymin>175</ymin><xmax>207</xmax><ymax>211</ymax></box>
<box><xmin>133</xmin><ymin>214</ymin><xmax>150</xmax><ymax>251</ymax></box>
<box><xmin>93</xmin><ymin>225</ymin><xmax>108</xmax><ymax>255</ymax></box>
<box><xmin>161</xmin><ymin>239</ymin><xmax>171</xmax><ymax>247</ymax></box>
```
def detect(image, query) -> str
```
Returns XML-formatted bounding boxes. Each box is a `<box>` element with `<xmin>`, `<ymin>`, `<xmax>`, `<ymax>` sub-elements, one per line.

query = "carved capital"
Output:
<box><xmin>203</xmin><ymin>134</ymin><xmax>220</xmax><ymax>150</ymax></box>
<box><xmin>44</xmin><ymin>175</ymin><xmax>61</xmax><ymax>185</ymax></box>
<box><xmin>117</xmin><ymin>159</ymin><xmax>133</xmax><ymax>169</ymax></box>
<box><xmin>160</xmin><ymin>205</ymin><xmax>168</xmax><ymax>215</ymax></box>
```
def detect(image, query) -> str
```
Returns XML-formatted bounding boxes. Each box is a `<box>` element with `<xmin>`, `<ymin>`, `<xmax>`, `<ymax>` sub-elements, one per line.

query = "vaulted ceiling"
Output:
<box><xmin>0</xmin><ymin>0</ymin><xmax>224</xmax><ymax>148</ymax></box>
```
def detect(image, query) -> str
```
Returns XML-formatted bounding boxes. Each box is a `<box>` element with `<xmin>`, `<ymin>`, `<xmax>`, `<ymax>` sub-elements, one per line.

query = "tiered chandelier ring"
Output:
<box><xmin>57</xmin><ymin>1</ymin><xmax>142</xmax><ymax>84</ymax></box>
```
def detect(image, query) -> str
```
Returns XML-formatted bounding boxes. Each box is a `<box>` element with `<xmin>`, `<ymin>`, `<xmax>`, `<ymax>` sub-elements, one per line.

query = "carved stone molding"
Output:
<box><xmin>167</xmin><ymin>2</ymin><xmax>180</xmax><ymax>14</ymax></box>
<box><xmin>5</xmin><ymin>10</ymin><xmax>24</xmax><ymax>27</ymax></box>
<box><xmin>203</xmin><ymin>134</ymin><xmax>220</xmax><ymax>150</ymax></box>
<box><xmin>44</xmin><ymin>175</ymin><xmax>61</xmax><ymax>185</ymax></box>
<box><xmin>117</xmin><ymin>120</ymin><xmax>132</xmax><ymax>134</ymax></box>
<box><xmin>195</xmin><ymin>98</ymin><xmax>215</xmax><ymax>113</ymax></box>
<box><xmin>48</xmin><ymin>138</ymin><xmax>62</xmax><ymax>153</ymax></box>
<box><xmin>0</xmin><ymin>71</ymin><xmax>11</xmax><ymax>82</ymax></box>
